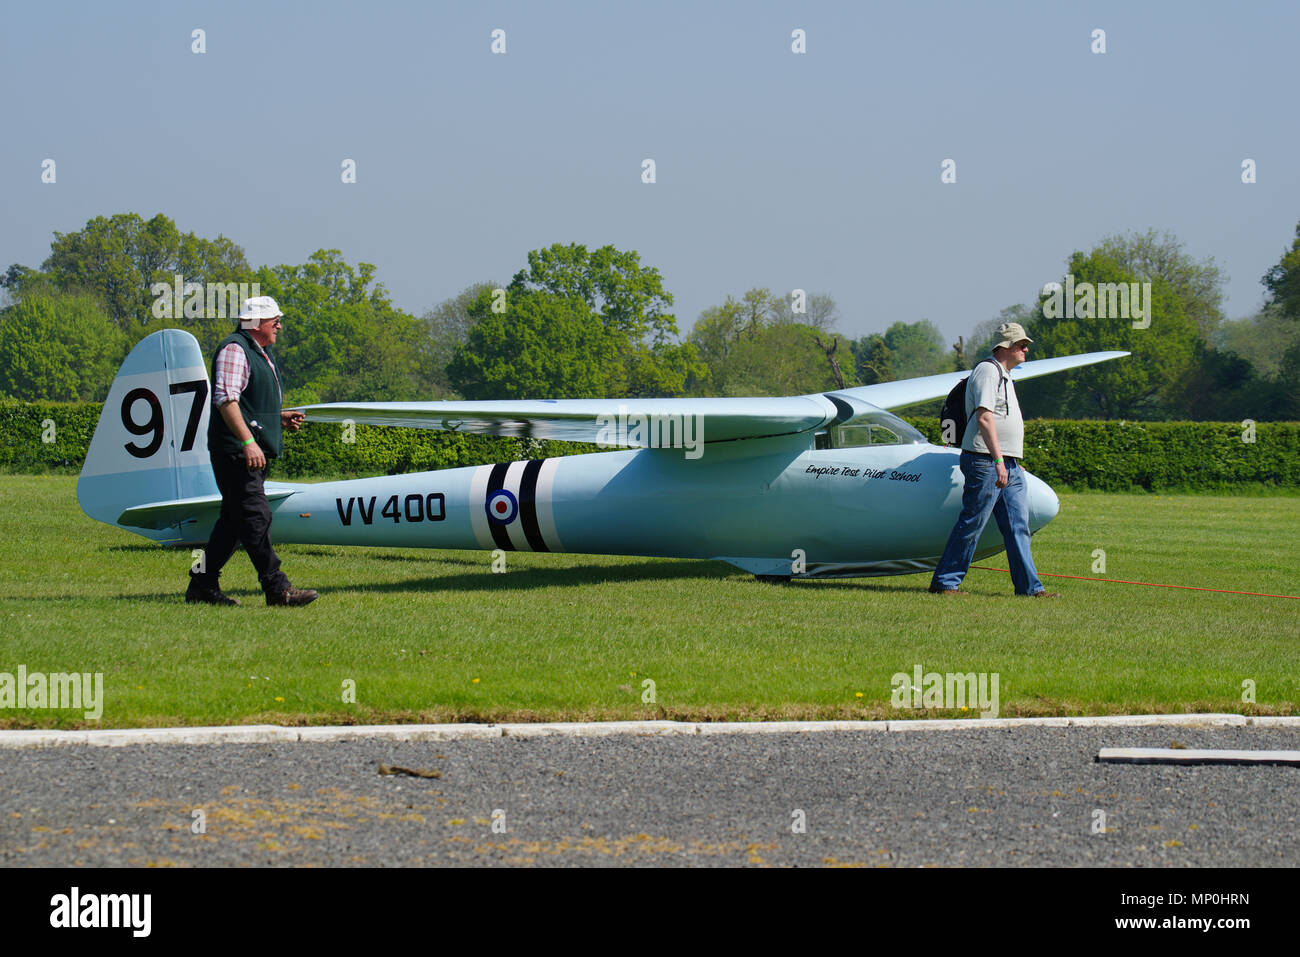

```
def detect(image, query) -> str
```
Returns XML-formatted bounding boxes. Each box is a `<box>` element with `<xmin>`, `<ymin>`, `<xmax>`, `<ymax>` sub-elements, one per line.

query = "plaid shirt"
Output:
<box><xmin>213</xmin><ymin>340</ymin><xmax>278</xmax><ymax>405</ymax></box>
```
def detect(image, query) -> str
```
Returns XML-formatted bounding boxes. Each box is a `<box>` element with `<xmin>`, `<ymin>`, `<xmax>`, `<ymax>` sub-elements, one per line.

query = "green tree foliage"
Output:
<box><xmin>715</xmin><ymin>324</ymin><xmax>857</xmax><ymax>396</ymax></box>
<box><xmin>448</xmin><ymin>289</ymin><xmax>620</xmax><ymax>399</ymax></box>
<box><xmin>1096</xmin><ymin>229</ymin><xmax>1225</xmax><ymax>340</ymax></box>
<box><xmin>882</xmin><ymin>319</ymin><xmax>951</xmax><ymax>378</ymax></box>
<box><xmin>1280</xmin><ymin>344</ymin><xmax>1300</xmax><ymax>419</ymax></box>
<box><xmin>1261</xmin><ymin>219</ymin><xmax>1300</xmax><ymax>320</ymax></box>
<box><xmin>686</xmin><ymin>289</ymin><xmax>777</xmax><ymax>391</ymax></box>
<box><xmin>851</xmin><ymin>333</ymin><xmax>895</xmax><ymax>384</ymax></box>
<box><xmin>1027</xmin><ymin>249</ymin><xmax>1200</xmax><ymax>418</ymax></box>
<box><xmin>255</xmin><ymin>250</ymin><xmax>424</xmax><ymax>404</ymax></box>
<box><xmin>688</xmin><ymin>288</ymin><xmax>848</xmax><ymax>395</ymax></box>
<box><xmin>134</xmin><ymin>308</ymin><xmax>242</xmax><ymax>361</ymax></box>
<box><xmin>1171</xmin><ymin>340</ymin><xmax>1296</xmax><ymax>422</ymax></box>
<box><xmin>769</xmin><ymin>291</ymin><xmax>840</xmax><ymax>332</ymax></box>
<box><xmin>686</xmin><ymin>299</ymin><xmax>742</xmax><ymax>393</ymax></box>
<box><xmin>509</xmin><ymin>243</ymin><xmax>703</xmax><ymax>397</ymax></box>
<box><xmin>419</xmin><ymin>281</ymin><xmax>500</xmax><ymax>397</ymax></box>
<box><xmin>0</xmin><ymin>293</ymin><xmax>127</xmax><ymax>401</ymax></box>
<box><xmin>1</xmin><ymin>264</ymin><xmax>38</xmax><ymax>303</ymax></box>
<box><xmin>1214</xmin><ymin>305</ymin><xmax>1300</xmax><ymax>378</ymax></box>
<box><xmin>510</xmin><ymin>243</ymin><xmax>674</xmax><ymax>340</ymax></box>
<box><xmin>38</xmin><ymin>213</ymin><xmax>253</xmax><ymax>331</ymax></box>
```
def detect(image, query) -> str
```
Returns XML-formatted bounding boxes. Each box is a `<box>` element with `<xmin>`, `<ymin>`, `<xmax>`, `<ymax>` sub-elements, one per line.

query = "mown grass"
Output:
<box><xmin>0</xmin><ymin>475</ymin><xmax>1296</xmax><ymax>728</ymax></box>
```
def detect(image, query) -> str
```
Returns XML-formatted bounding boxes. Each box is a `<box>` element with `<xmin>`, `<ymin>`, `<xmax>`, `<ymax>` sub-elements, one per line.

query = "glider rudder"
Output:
<box><xmin>77</xmin><ymin>329</ymin><xmax>219</xmax><ymax>543</ymax></box>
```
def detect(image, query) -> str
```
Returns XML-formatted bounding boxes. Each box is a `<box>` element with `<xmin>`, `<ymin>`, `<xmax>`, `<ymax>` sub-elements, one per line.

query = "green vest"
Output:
<box><xmin>208</xmin><ymin>329</ymin><xmax>284</xmax><ymax>458</ymax></box>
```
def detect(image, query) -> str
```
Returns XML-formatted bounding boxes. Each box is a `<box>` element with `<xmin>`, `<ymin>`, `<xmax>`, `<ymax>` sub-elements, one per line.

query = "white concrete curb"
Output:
<box><xmin>1</xmin><ymin>713</ymin><xmax>1297</xmax><ymax>749</ymax></box>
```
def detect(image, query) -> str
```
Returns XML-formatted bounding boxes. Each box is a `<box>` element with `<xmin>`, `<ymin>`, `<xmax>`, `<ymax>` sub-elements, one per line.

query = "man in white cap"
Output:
<box><xmin>929</xmin><ymin>321</ymin><xmax>1060</xmax><ymax>597</ymax></box>
<box><xmin>185</xmin><ymin>296</ymin><xmax>317</xmax><ymax>607</ymax></box>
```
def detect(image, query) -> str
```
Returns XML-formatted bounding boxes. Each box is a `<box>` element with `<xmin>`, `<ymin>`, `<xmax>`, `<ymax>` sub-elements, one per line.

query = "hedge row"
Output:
<box><xmin>909</xmin><ymin>417</ymin><xmax>1300</xmax><ymax>491</ymax></box>
<box><xmin>3</xmin><ymin>400</ymin><xmax>1297</xmax><ymax>491</ymax></box>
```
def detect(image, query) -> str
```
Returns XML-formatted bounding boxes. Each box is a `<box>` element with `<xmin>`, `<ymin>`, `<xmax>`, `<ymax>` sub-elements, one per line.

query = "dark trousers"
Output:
<box><xmin>191</xmin><ymin>451</ymin><xmax>291</xmax><ymax>595</ymax></box>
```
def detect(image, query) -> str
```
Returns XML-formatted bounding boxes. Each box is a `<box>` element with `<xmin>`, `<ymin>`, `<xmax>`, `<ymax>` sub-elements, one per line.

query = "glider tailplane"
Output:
<box><xmin>77</xmin><ymin>328</ymin><xmax>220</xmax><ymax>544</ymax></box>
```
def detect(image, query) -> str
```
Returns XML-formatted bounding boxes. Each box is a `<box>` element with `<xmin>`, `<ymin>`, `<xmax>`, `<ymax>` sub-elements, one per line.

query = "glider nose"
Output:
<box><xmin>1025</xmin><ymin>472</ymin><xmax>1059</xmax><ymax>532</ymax></box>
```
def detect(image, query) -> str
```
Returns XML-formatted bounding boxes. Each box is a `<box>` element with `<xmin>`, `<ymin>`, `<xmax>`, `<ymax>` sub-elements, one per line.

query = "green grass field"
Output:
<box><xmin>1</xmin><ymin>474</ymin><xmax>1297</xmax><ymax>728</ymax></box>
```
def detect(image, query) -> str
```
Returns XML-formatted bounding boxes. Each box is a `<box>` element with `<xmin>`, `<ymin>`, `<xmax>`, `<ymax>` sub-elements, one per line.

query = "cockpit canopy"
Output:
<box><xmin>814</xmin><ymin>408</ymin><xmax>928</xmax><ymax>450</ymax></box>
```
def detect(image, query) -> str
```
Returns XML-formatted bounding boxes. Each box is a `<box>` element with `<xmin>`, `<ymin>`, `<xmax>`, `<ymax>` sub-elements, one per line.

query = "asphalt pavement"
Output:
<box><xmin>2</xmin><ymin>725</ymin><xmax>1298</xmax><ymax>867</ymax></box>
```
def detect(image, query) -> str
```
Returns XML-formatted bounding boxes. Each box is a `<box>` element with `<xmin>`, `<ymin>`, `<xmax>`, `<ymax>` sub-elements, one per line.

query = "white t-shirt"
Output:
<box><xmin>961</xmin><ymin>358</ymin><xmax>1024</xmax><ymax>458</ymax></box>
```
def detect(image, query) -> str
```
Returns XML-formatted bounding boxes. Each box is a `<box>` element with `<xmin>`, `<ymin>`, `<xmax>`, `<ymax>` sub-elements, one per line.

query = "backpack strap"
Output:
<box><xmin>964</xmin><ymin>357</ymin><xmax>1005</xmax><ymax>433</ymax></box>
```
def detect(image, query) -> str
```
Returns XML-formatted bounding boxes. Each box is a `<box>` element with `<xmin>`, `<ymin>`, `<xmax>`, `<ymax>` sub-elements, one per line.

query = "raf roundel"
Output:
<box><xmin>486</xmin><ymin>488</ymin><xmax>519</xmax><ymax>524</ymax></box>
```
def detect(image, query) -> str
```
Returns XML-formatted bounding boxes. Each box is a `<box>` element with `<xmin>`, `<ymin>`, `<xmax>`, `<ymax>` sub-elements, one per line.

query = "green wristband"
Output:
<box><xmin>241</xmin><ymin>437</ymin><xmax>255</xmax><ymax>447</ymax></box>
<box><xmin>993</xmin><ymin>457</ymin><xmax>1003</xmax><ymax>464</ymax></box>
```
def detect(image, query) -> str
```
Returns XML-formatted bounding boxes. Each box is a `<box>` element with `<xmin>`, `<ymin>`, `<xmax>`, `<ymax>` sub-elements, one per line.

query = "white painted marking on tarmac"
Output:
<box><xmin>1098</xmin><ymin>747</ymin><xmax>1300</xmax><ymax>765</ymax></box>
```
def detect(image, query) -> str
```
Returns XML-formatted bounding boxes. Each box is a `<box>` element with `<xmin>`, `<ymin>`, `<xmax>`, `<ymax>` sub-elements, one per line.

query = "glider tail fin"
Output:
<box><xmin>77</xmin><ymin>329</ymin><xmax>219</xmax><ymax>543</ymax></box>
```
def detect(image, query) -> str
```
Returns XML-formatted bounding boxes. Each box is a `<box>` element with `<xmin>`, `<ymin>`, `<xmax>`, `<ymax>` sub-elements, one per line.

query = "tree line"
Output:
<box><xmin>2</xmin><ymin>212</ymin><xmax>1298</xmax><ymax>420</ymax></box>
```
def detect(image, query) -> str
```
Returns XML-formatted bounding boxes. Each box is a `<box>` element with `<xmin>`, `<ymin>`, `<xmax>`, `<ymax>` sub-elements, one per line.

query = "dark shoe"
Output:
<box><xmin>185</xmin><ymin>582</ymin><xmax>240</xmax><ymax>606</ymax></box>
<box><xmin>1027</xmin><ymin>590</ymin><xmax>1062</xmax><ymax>598</ymax></box>
<box><xmin>267</xmin><ymin>587</ymin><xmax>318</xmax><ymax>607</ymax></box>
<box><xmin>928</xmin><ymin>584</ymin><xmax>965</xmax><ymax>596</ymax></box>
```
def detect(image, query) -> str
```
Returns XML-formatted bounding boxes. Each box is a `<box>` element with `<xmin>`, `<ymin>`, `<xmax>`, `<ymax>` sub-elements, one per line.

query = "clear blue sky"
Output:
<box><xmin>2</xmin><ymin>1</ymin><xmax>1296</xmax><ymax>344</ymax></box>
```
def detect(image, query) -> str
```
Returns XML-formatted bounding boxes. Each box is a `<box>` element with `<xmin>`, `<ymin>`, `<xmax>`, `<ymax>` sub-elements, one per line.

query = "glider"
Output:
<box><xmin>78</xmin><ymin>329</ymin><xmax>1127</xmax><ymax>579</ymax></box>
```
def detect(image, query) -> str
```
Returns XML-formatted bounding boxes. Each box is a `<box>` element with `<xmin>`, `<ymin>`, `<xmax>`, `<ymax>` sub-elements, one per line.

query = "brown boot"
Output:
<box><xmin>266</xmin><ymin>587</ymin><xmax>318</xmax><ymax>607</ymax></box>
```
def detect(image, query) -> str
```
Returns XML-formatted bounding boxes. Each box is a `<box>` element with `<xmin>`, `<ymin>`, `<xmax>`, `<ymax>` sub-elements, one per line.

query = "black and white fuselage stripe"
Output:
<box><xmin>469</xmin><ymin>458</ymin><xmax>564</xmax><ymax>552</ymax></box>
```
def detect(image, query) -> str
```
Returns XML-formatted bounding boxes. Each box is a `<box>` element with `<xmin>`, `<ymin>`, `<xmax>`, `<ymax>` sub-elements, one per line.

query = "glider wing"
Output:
<box><xmin>838</xmin><ymin>351</ymin><xmax>1130</xmax><ymax>410</ymax></box>
<box><xmin>296</xmin><ymin>352</ymin><xmax>1130</xmax><ymax>446</ymax></box>
<box><xmin>297</xmin><ymin>396</ymin><xmax>837</xmax><ymax>447</ymax></box>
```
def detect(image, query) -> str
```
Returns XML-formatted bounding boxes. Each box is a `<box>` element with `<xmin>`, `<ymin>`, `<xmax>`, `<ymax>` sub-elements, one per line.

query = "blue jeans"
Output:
<box><xmin>930</xmin><ymin>452</ymin><xmax>1045</xmax><ymax>595</ymax></box>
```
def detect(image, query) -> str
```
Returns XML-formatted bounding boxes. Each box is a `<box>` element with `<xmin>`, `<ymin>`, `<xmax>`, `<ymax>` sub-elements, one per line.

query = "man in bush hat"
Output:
<box><xmin>929</xmin><ymin>321</ymin><xmax>1060</xmax><ymax>598</ymax></box>
<box><xmin>185</xmin><ymin>295</ymin><xmax>317</xmax><ymax>607</ymax></box>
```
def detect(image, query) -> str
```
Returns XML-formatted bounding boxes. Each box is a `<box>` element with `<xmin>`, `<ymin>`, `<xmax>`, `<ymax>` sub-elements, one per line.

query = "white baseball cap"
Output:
<box><xmin>237</xmin><ymin>295</ymin><xmax>282</xmax><ymax>329</ymax></box>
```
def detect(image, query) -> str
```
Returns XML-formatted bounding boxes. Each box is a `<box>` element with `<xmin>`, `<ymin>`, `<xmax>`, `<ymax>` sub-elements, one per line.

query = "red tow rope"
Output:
<box><xmin>969</xmin><ymin>566</ymin><xmax>1300</xmax><ymax>601</ymax></box>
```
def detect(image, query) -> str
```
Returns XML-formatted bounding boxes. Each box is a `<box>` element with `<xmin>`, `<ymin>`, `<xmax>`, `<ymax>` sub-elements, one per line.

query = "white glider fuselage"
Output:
<box><xmin>78</xmin><ymin>330</ymin><xmax>1116</xmax><ymax>581</ymax></box>
<box><xmin>262</xmin><ymin>436</ymin><xmax>1057</xmax><ymax>579</ymax></box>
